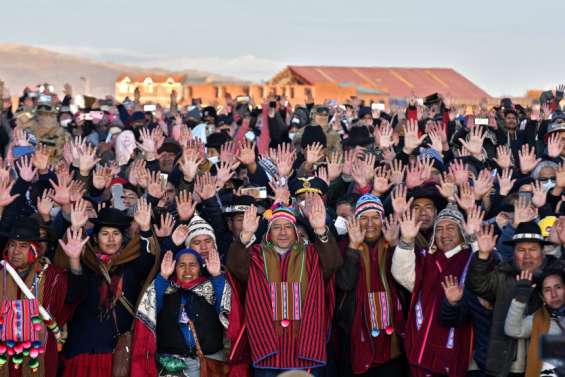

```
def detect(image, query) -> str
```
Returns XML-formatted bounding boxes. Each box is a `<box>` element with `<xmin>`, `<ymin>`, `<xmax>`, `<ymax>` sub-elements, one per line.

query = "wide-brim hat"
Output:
<box><xmin>342</xmin><ymin>126</ymin><xmax>373</xmax><ymax>147</ymax></box>
<box><xmin>91</xmin><ymin>208</ymin><xmax>132</xmax><ymax>231</ymax></box>
<box><xmin>0</xmin><ymin>217</ymin><xmax>46</xmax><ymax>242</ymax></box>
<box><xmin>503</xmin><ymin>221</ymin><xmax>553</xmax><ymax>246</ymax></box>
<box><xmin>408</xmin><ymin>184</ymin><xmax>447</xmax><ymax>212</ymax></box>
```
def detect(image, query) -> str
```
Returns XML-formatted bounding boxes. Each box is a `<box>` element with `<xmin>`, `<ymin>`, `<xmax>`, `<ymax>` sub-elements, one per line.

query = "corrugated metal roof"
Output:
<box><xmin>279</xmin><ymin>66</ymin><xmax>490</xmax><ymax>98</ymax></box>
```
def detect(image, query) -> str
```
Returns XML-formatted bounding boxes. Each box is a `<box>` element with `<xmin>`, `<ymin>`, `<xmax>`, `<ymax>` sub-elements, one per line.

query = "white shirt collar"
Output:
<box><xmin>443</xmin><ymin>245</ymin><xmax>463</xmax><ymax>259</ymax></box>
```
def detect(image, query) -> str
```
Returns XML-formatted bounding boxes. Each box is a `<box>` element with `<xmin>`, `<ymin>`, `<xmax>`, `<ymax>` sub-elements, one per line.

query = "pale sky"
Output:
<box><xmin>2</xmin><ymin>0</ymin><xmax>565</xmax><ymax>96</ymax></box>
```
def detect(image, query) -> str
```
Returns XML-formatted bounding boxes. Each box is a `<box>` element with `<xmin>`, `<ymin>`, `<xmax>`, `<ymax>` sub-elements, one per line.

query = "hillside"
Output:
<box><xmin>0</xmin><ymin>44</ymin><xmax>241</xmax><ymax>98</ymax></box>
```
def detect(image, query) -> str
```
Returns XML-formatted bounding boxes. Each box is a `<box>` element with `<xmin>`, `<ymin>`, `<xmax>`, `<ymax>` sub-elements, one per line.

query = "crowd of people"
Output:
<box><xmin>0</xmin><ymin>82</ymin><xmax>564</xmax><ymax>377</ymax></box>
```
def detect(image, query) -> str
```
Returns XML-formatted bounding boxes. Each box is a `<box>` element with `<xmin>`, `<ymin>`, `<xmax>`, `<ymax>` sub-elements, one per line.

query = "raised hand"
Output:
<box><xmin>36</xmin><ymin>189</ymin><xmax>54</xmax><ymax>221</ymax></box>
<box><xmin>477</xmin><ymin>224</ymin><xmax>498</xmax><ymax>260</ymax></box>
<box><xmin>93</xmin><ymin>165</ymin><xmax>113</xmax><ymax>190</ymax></box>
<box><xmin>315</xmin><ymin>167</ymin><xmax>330</xmax><ymax>187</ymax></box>
<box><xmin>405</xmin><ymin>161</ymin><xmax>424</xmax><ymax>189</ymax></box>
<box><xmin>306</xmin><ymin>193</ymin><xmax>327</xmax><ymax>235</ymax></box>
<box><xmin>206</xmin><ymin>248</ymin><xmax>222</xmax><ymax>277</ymax></box>
<box><xmin>13</xmin><ymin>128</ymin><xmax>30</xmax><ymax>147</ymax></box>
<box><xmin>518</xmin><ymin>144</ymin><xmax>541</xmax><ymax>175</ymax></box>
<box><xmin>172</xmin><ymin>224</ymin><xmax>190</xmax><ymax>246</ymax></box>
<box><xmin>389</xmin><ymin>160</ymin><xmax>405</xmax><ymax>186</ymax></box>
<box><xmin>194</xmin><ymin>173</ymin><xmax>217</xmax><ymax>201</ymax></box>
<box><xmin>216</xmin><ymin>161</ymin><xmax>239</xmax><ymax>189</ymax></box>
<box><xmin>178</xmin><ymin>152</ymin><xmax>204</xmax><ymax>182</ymax></box>
<box><xmin>455</xmin><ymin>182</ymin><xmax>475</xmax><ymax>213</ymax></box>
<box><xmin>16</xmin><ymin>155</ymin><xmax>37</xmax><ymax>183</ymax></box>
<box><xmin>436</xmin><ymin>173</ymin><xmax>457</xmax><ymax>201</ymax></box>
<box><xmin>137</xmin><ymin>128</ymin><xmax>157</xmax><ymax>158</ymax></box>
<box><xmin>236</xmin><ymin>140</ymin><xmax>256</xmax><ymax>166</ymax></box>
<box><xmin>269</xmin><ymin>177</ymin><xmax>291</xmax><ymax>206</ymax></box>
<box><xmin>403</xmin><ymin>119</ymin><xmax>426</xmax><ymax>154</ymax></box>
<box><xmin>428</xmin><ymin>124</ymin><xmax>444</xmax><ymax>153</ymax></box>
<box><xmin>69</xmin><ymin>180</ymin><xmax>86</xmax><ymax>203</ymax></box>
<box><xmin>70</xmin><ymin>136</ymin><xmax>86</xmax><ymax>167</ymax></box>
<box><xmin>399</xmin><ymin>209</ymin><xmax>422</xmax><ymax>243</ymax></box>
<box><xmin>0</xmin><ymin>178</ymin><xmax>19</xmax><ymax>208</ymax></box>
<box><xmin>372</xmin><ymin>166</ymin><xmax>392</xmax><ymax>195</ymax></box>
<box><xmin>473</xmin><ymin>169</ymin><xmax>494</xmax><ymax>200</ymax></box>
<box><xmin>160</xmin><ymin>250</ymin><xmax>176</xmax><ymax>279</ymax></box>
<box><xmin>270</xmin><ymin>143</ymin><xmax>295</xmax><ymax>177</ymax></box>
<box><xmin>531</xmin><ymin>180</ymin><xmax>548</xmax><ymax>208</ymax></box>
<box><xmin>513</xmin><ymin>196</ymin><xmax>538</xmax><ymax>228</ymax></box>
<box><xmin>493</xmin><ymin>145</ymin><xmax>513</xmax><ymax>169</ymax></box>
<box><xmin>147</xmin><ymin>170</ymin><xmax>165</xmax><ymax>199</ymax></box>
<box><xmin>305</xmin><ymin>142</ymin><xmax>325</xmax><ymax>166</ymax></box>
<box><xmin>175</xmin><ymin>190</ymin><xmax>197</xmax><ymax>222</ymax></box>
<box><xmin>459</xmin><ymin>126</ymin><xmax>486</xmax><ymax>156</ymax></box>
<box><xmin>498</xmin><ymin>168</ymin><xmax>516</xmax><ymax>196</ymax></box>
<box><xmin>154</xmin><ymin>213</ymin><xmax>176</xmax><ymax>238</ymax></box>
<box><xmin>347</xmin><ymin>217</ymin><xmax>365</xmax><ymax>250</ymax></box>
<box><xmin>449</xmin><ymin>159</ymin><xmax>470</xmax><ymax>186</ymax></box>
<box><xmin>382</xmin><ymin>214</ymin><xmax>400</xmax><ymax>246</ymax></box>
<box><xmin>134</xmin><ymin>197</ymin><xmax>152</xmax><ymax>232</ymax></box>
<box><xmin>463</xmin><ymin>205</ymin><xmax>484</xmax><ymax>236</ymax></box>
<box><xmin>375</xmin><ymin>123</ymin><xmax>394</xmax><ymax>150</ymax></box>
<box><xmin>441</xmin><ymin>275</ymin><xmax>464</xmax><ymax>305</ymax></box>
<box><xmin>49</xmin><ymin>171</ymin><xmax>73</xmax><ymax>205</ymax></box>
<box><xmin>418</xmin><ymin>156</ymin><xmax>435</xmax><ymax>182</ymax></box>
<box><xmin>220</xmin><ymin>141</ymin><xmax>238</xmax><ymax>164</ymax></box>
<box><xmin>58</xmin><ymin>227</ymin><xmax>89</xmax><ymax>261</ymax></box>
<box><xmin>32</xmin><ymin>144</ymin><xmax>50</xmax><ymax>173</ymax></box>
<box><xmin>547</xmin><ymin>133</ymin><xmax>563</xmax><ymax>159</ymax></box>
<box><xmin>342</xmin><ymin>148</ymin><xmax>362</xmax><ymax>177</ymax></box>
<box><xmin>327</xmin><ymin>151</ymin><xmax>343</xmax><ymax>182</ymax></box>
<box><xmin>391</xmin><ymin>185</ymin><xmax>413</xmax><ymax>215</ymax></box>
<box><xmin>70</xmin><ymin>198</ymin><xmax>89</xmax><ymax>231</ymax></box>
<box><xmin>240</xmin><ymin>205</ymin><xmax>260</xmax><ymax>245</ymax></box>
<box><xmin>78</xmin><ymin>143</ymin><xmax>100</xmax><ymax>176</ymax></box>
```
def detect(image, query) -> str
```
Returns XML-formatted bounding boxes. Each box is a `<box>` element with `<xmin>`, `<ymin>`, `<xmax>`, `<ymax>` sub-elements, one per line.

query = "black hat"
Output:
<box><xmin>424</xmin><ymin>93</ymin><xmax>442</xmax><ymax>107</ymax></box>
<box><xmin>291</xmin><ymin>107</ymin><xmax>310</xmax><ymax>128</ymax></box>
<box><xmin>408</xmin><ymin>184</ymin><xmax>447</xmax><ymax>212</ymax></box>
<box><xmin>503</xmin><ymin>221</ymin><xmax>553</xmax><ymax>246</ymax></box>
<box><xmin>158</xmin><ymin>138</ymin><xmax>182</xmax><ymax>155</ymax></box>
<box><xmin>215</xmin><ymin>114</ymin><xmax>232</xmax><ymax>127</ymax></box>
<box><xmin>300</xmin><ymin>125</ymin><xmax>327</xmax><ymax>149</ymax></box>
<box><xmin>358</xmin><ymin>106</ymin><xmax>372</xmax><ymax>119</ymax></box>
<box><xmin>202</xmin><ymin>106</ymin><xmax>217</xmax><ymax>119</ymax></box>
<box><xmin>1</xmin><ymin>217</ymin><xmax>46</xmax><ymax>242</ymax></box>
<box><xmin>289</xmin><ymin>176</ymin><xmax>328</xmax><ymax>196</ymax></box>
<box><xmin>92</xmin><ymin>208</ymin><xmax>132</xmax><ymax>234</ymax></box>
<box><xmin>206</xmin><ymin>132</ymin><xmax>231</xmax><ymax>149</ymax></box>
<box><xmin>128</xmin><ymin>111</ymin><xmax>146</xmax><ymax>127</ymax></box>
<box><xmin>223</xmin><ymin>195</ymin><xmax>255</xmax><ymax>216</ymax></box>
<box><xmin>343</xmin><ymin>126</ymin><xmax>373</xmax><ymax>147</ymax></box>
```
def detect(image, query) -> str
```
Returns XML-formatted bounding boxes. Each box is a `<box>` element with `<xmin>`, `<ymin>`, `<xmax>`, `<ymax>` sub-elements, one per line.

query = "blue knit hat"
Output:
<box><xmin>175</xmin><ymin>247</ymin><xmax>206</xmax><ymax>271</ymax></box>
<box><xmin>354</xmin><ymin>194</ymin><xmax>384</xmax><ymax>219</ymax></box>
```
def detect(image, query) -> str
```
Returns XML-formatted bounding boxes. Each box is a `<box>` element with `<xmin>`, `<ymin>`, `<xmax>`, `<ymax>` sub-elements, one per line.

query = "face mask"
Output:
<box><xmin>334</xmin><ymin>216</ymin><xmax>349</xmax><ymax>236</ymax></box>
<box><xmin>245</xmin><ymin>131</ymin><xmax>256</xmax><ymax>141</ymax></box>
<box><xmin>60</xmin><ymin>118</ymin><xmax>72</xmax><ymax>127</ymax></box>
<box><xmin>543</xmin><ymin>179</ymin><xmax>556</xmax><ymax>190</ymax></box>
<box><xmin>288</xmin><ymin>132</ymin><xmax>296</xmax><ymax>141</ymax></box>
<box><xmin>208</xmin><ymin>156</ymin><xmax>219</xmax><ymax>165</ymax></box>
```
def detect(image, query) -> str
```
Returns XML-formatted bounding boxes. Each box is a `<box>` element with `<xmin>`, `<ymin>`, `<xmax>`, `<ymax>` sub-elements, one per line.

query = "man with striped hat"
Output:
<box><xmin>335</xmin><ymin>194</ymin><xmax>407</xmax><ymax>376</ymax></box>
<box><xmin>392</xmin><ymin>204</ymin><xmax>482</xmax><ymax>376</ymax></box>
<box><xmin>226</xmin><ymin>195</ymin><xmax>342</xmax><ymax>377</ymax></box>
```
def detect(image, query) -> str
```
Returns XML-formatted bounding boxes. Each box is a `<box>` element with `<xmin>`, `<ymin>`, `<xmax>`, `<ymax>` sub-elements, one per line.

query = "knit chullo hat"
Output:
<box><xmin>429</xmin><ymin>203</ymin><xmax>466</xmax><ymax>251</ymax></box>
<box><xmin>185</xmin><ymin>215</ymin><xmax>217</xmax><ymax>248</ymax></box>
<box><xmin>354</xmin><ymin>194</ymin><xmax>384</xmax><ymax>219</ymax></box>
<box><xmin>265</xmin><ymin>204</ymin><xmax>298</xmax><ymax>242</ymax></box>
